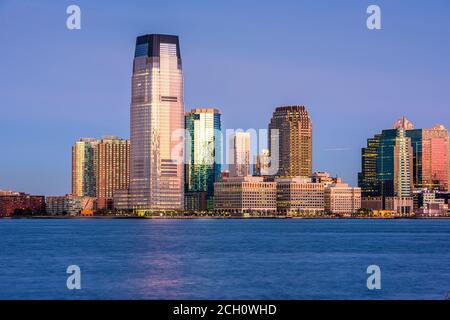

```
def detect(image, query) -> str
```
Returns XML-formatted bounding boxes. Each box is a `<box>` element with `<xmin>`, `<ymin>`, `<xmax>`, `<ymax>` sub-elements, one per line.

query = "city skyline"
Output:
<box><xmin>1</xmin><ymin>1</ymin><xmax>450</xmax><ymax>196</ymax></box>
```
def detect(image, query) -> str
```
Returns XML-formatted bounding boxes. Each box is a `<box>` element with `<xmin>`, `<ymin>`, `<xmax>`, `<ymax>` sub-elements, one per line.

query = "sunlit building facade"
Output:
<box><xmin>0</xmin><ymin>191</ymin><xmax>45</xmax><ymax>216</ymax></box>
<box><xmin>392</xmin><ymin>118</ymin><xmax>449</xmax><ymax>192</ymax></box>
<box><xmin>421</xmin><ymin>125</ymin><xmax>449</xmax><ymax>191</ymax></box>
<box><xmin>185</xmin><ymin>108</ymin><xmax>222</xmax><ymax>210</ymax></box>
<box><xmin>324</xmin><ymin>182</ymin><xmax>361</xmax><ymax>215</ymax></box>
<box><xmin>129</xmin><ymin>34</ymin><xmax>184</xmax><ymax>210</ymax></box>
<box><xmin>269</xmin><ymin>106</ymin><xmax>312</xmax><ymax>177</ymax></box>
<box><xmin>276</xmin><ymin>177</ymin><xmax>325</xmax><ymax>215</ymax></box>
<box><xmin>72</xmin><ymin>138</ymin><xmax>98</xmax><ymax>197</ymax></box>
<box><xmin>214</xmin><ymin>176</ymin><xmax>277</xmax><ymax>214</ymax></box>
<box><xmin>95</xmin><ymin>136</ymin><xmax>130</xmax><ymax>209</ymax></box>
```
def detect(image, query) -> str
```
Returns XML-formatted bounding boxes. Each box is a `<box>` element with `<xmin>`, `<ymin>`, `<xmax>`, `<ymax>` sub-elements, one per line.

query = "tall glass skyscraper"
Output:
<box><xmin>359</xmin><ymin>121</ymin><xmax>416</xmax><ymax>215</ymax></box>
<box><xmin>406</xmin><ymin>125</ymin><xmax>450</xmax><ymax>192</ymax></box>
<box><xmin>358</xmin><ymin>134</ymin><xmax>382</xmax><ymax>197</ymax></box>
<box><xmin>130</xmin><ymin>34</ymin><xmax>184</xmax><ymax>210</ymax></box>
<box><xmin>359</xmin><ymin>128</ymin><xmax>413</xmax><ymax>198</ymax></box>
<box><xmin>184</xmin><ymin>108</ymin><xmax>222</xmax><ymax>210</ymax></box>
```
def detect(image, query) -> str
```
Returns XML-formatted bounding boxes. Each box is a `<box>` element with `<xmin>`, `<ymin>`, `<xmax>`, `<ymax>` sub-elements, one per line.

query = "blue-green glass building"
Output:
<box><xmin>184</xmin><ymin>108</ymin><xmax>222</xmax><ymax>211</ymax></box>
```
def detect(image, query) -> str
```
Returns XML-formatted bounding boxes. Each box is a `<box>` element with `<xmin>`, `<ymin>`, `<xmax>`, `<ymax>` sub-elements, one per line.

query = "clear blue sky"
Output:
<box><xmin>1</xmin><ymin>0</ymin><xmax>449</xmax><ymax>195</ymax></box>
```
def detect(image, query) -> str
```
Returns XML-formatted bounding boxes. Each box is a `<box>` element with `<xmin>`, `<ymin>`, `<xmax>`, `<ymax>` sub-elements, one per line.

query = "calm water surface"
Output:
<box><xmin>0</xmin><ymin>218</ymin><xmax>449</xmax><ymax>300</ymax></box>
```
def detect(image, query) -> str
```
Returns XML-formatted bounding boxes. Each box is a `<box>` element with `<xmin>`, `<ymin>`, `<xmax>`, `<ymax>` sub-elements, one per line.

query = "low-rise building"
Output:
<box><xmin>0</xmin><ymin>191</ymin><xmax>45</xmax><ymax>216</ymax></box>
<box><xmin>276</xmin><ymin>177</ymin><xmax>325</xmax><ymax>215</ymax></box>
<box><xmin>214</xmin><ymin>176</ymin><xmax>277</xmax><ymax>214</ymax></box>
<box><xmin>46</xmin><ymin>195</ymin><xmax>95</xmax><ymax>215</ymax></box>
<box><xmin>324</xmin><ymin>182</ymin><xmax>361</xmax><ymax>215</ymax></box>
<box><xmin>361</xmin><ymin>196</ymin><xmax>383</xmax><ymax>211</ymax></box>
<box><xmin>414</xmin><ymin>190</ymin><xmax>449</xmax><ymax>216</ymax></box>
<box><xmin>385</xmin><ymin>197</ymin><xmax>414</xmax><ymax>216</ymax></box>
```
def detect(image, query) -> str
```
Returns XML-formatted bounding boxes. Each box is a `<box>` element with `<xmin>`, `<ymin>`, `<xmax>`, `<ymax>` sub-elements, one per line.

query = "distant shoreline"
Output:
<box><xmin>1</xmin><ymin>215</ymin><xmax>449</xmax><ymax>220</ymax></box>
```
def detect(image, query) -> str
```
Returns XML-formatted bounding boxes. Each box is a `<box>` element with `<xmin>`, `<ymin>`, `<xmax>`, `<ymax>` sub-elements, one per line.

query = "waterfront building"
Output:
<box><xmin>385</xmin><ymin>196</ymin><xmax>414</xmax><ymax>216</ymax></box>
<box><xmin>112</xmin><ymin>189</ymin><xmax>131</xmax><ymax>211</ymax></box>
<box><xmin>0</xmin><ymin>191</ymin><xmax>45</xmax><ymax>216</ymax></box>
<box><xmin>324</xmin><ymin>182</ymin><xmax>361</xmax><ymax>215</ymax></box>
<box><xmin>275</xmin><ymin>174</ymin><xmax>360</xmax><ymax>216</ymax></box>
<box><xmin>276</xmin><ymin>177</ymin><xmax>326</xmax><ymax>215</ymax></box>
<box><xmin>361</xmin><ymin>196</ymin><xmax>383</xmax><ymax>211</ymax></box>
<box><xmin>230</xmin><ymin>132</ymin><xmax>251</xmax><ymax>177</ymax></box>
<box><xmin>95</xmin><ymin>136</ymin><xmax>130</xmax><ymax>209</ymax></box>
<box><xmin>268</xmin><ymin>106</ymin><xmax>312</xmax><ymax>177</ymax></box>
<box><xmin>359</xmin><ymin>117</ymin><xmax>450</xmax><ymax>213</ymax></box>
<box><xmin>414</xmin><ymin>190</ymin><xmax>449</xmax><ymax>216</ymax></box>
<box><xmin>72</xmin><ymin>138</ymin><xmax>98</xmax><ymax>197</ymax></box>
<box><xmin>185</xmin><ymin>108</ymin><xmax>222</xmax><ymax>210</ymax></box>
<box><xmin>214</xmin><ymin>176</ymin><xmax>277</xmax><ymax>214</ymax></box>
<box><xmin>46</xmin><ymin>195</ymin><xmax>95</xmax><ymax>215</ymax></box>
<box><xmin>129</xmin><ymin>34</ymin><xmax>184</xmax><ymax>210</ymax></box>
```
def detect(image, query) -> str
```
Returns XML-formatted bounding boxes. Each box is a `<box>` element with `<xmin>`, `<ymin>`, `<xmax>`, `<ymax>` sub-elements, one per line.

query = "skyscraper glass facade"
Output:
<box><xmin>358</xmin><ymin>135</ymin><xmax>381</xmax><ymax>197</ymax></box>
<box><xmin>370</xmin><ymin>129</ymin><xmax>413</xmax><ymax>197</ymax></box>
<box><xmin>130</xmin><ymin>34</ymin><xmax>184</xmax><ymax>210</ymax></box>
<box><xmin>185</xmin><ymin>108</ymin><xmax>222</xmax><ymax>210</ymax></box>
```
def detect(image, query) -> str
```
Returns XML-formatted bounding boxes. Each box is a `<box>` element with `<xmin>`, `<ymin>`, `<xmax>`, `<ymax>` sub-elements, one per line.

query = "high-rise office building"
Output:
<box><xmin>393</xmin><ymin>117</ymin><xmax>449</xmax><ymax>191</ymax></box>
<box><xmin>361</xmin><ymin>117</ymin><xmax>450</xmax><ymax>198</ymax></box>
<box><xmin>360</xmin><ymin>123</ymin><xmax>414</xmax><ymax>198</ymax></box>
<box><xmin>185</xmin><ymin>108</ymin><xmax>222</xmax><ymax>210</ymax></box>
<box><xmin>393</xmin><ymin>128</ymin><xmax>413</xmax><ymax>197</ymax></box>
<box><xmin>95</xmin><ymin>136</ymin><xmax>130</xmax><ymax>209</ymax></box>
<box><xmin>268</xmin><ymin>106</ymin><xmax>312</xmax><ymax>177</ymax></box>
<box><xmin>129</xmin><ymin>34</ymin><xmax>184</xmax><ymax>210</ymax></box>
<box><xmin>358</xmin><ymin>134</ymin><xmax>382</xmax><ymax>196</ymax></box>
<box><xmin>230</xmin><ymin>132</ymin><xmax>250</xmax><ymax>177</ymax></box>
<box><xmin>421</xmin><ymin>125</ymin><xmax>449</xmax><ymax>191</ymax></box>
<box><xmin>72</xmin><ymin>138</ymin><xmax>98</xmax><ymax>197</ymax></box>
<box><xmin>364</xmin><ymin>128</ymin><xmax>413</xmax><ymax>198</ymax></box>
<box><xmin>359</xmin><ymin>120</ymin><xmax>415</xmax><ymax>215</ymax></box>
